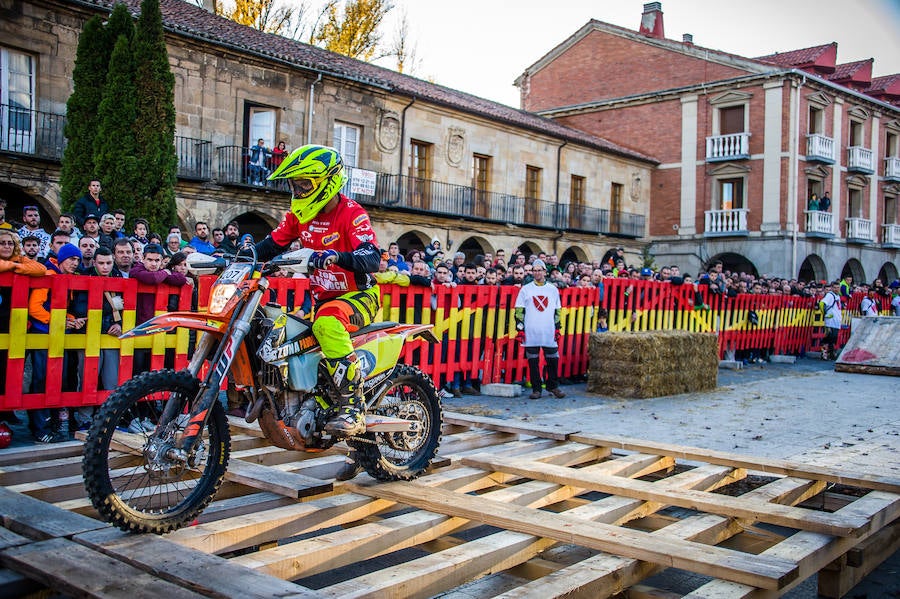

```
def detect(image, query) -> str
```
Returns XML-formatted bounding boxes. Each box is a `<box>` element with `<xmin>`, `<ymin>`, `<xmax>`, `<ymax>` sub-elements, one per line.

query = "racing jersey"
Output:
<box><xmin>270</xmin><ymin>194</ymin><xmax>380</xmax><ymax>301</ymax></box>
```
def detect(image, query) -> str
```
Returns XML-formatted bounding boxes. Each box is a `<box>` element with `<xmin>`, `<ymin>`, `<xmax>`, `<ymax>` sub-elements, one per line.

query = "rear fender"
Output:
<box><xmin>353</xmin><ymin>324</ymin><xmax>436</xmax><ymax>378</ymax></box>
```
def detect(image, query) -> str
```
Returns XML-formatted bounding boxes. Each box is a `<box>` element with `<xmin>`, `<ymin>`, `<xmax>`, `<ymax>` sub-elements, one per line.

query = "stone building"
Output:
<box><xmin>516</xmin><ymin>2</ymin><xmax>899</xmax><ymax>283</ymax></box>
<box><xmin>0</xmin><ymin>0</ymin><xmax>655</xmax><ymax>265</ymax></box>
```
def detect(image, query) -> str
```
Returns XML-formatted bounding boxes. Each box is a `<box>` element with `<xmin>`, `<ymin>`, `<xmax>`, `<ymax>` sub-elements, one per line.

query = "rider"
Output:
<box><xmin>253</xmin><ymin>145</ymin><xmax>380</xmax><ymax>438</ymax></box>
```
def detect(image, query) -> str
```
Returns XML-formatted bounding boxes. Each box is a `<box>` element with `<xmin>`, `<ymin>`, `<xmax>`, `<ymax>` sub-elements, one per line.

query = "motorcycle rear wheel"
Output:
<box><xmin>82</xmin><ymin>369</ymin><xmax>230</xmax><ymax>534</ymax></box>
<box><xmin>353</xmin><ymin>364</ymin><xmax>442</xmax><ymax>481</ymax></box>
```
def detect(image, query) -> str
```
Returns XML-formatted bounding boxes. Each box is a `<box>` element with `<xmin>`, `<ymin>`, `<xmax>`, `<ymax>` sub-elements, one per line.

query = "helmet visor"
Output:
<box><xmin>288</xmin><ymin>177</ymin><xmax>317</xmax><ymax>199</ymax></box>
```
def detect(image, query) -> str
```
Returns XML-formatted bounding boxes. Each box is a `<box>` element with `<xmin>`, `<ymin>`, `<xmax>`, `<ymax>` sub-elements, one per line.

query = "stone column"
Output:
<box><xmin>761</xmin><ymin>81</ymin><xmax>784</xmax><ymax>232</ymax></box>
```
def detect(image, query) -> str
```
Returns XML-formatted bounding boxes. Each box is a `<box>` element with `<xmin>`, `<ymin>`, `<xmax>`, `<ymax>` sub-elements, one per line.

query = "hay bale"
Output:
<box><xmin>587</xmin><ymin>331</ymin><xmax>718</xmax><ymax>398</ymax></box>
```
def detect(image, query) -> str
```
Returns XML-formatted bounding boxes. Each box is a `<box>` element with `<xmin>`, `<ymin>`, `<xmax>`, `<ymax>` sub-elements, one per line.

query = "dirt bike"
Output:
<box><xmin>82</xmin><ymin>248</ymin><xmax>442</xmax><ymax>534</ymax></box>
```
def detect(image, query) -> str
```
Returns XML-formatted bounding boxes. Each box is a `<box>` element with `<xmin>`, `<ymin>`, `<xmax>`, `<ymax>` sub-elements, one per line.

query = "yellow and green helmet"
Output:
<box><xmin>268</xmin><ymin>144</ymin><xmax>347</xmax><ymax>224</ymax></box>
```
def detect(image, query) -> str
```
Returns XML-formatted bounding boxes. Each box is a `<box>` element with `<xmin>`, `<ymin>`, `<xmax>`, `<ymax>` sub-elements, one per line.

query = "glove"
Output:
<box><xmin>515</xmin><ymin>330</ymin><xmax>526</xmax><ymax>344</ymax></box>
<box><xmin>554</xmin><ymin>329</ymin><xmax>561</xmax><ymax>343</ymax></box>
<box><xmin>309</xmin><ymin>249</ymin><xmax>338</xmax><ymax>270</ymax></box>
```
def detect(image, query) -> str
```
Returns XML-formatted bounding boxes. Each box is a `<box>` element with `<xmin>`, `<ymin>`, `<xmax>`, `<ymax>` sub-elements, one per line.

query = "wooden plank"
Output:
<box><xmin>0</xmin><ymin>487</ymin><xmax>107</xmax><ymax>540</ymax></box>
<box><xmin>344</xmin><ymin>481</ymin><xmax>799</xmax><ymax>590</ymax></box>
<box><xmin>0</xmin><ymin>451</ymin><xmax>136</xmax><ymax>486</ymax></box>
<box><xmin>570</xmin><ymin>431</ymin><xmax>900</xmax><ymax>494</ymax></box>
<box><xmin>0</xmin><ymin>567</ymin><xmax>45</xmax><ymax>597</ymax></box>
<box><xmin>74</xmin><ymin>527</ymin><xmax>322</xmax><ymax>598</ymax></box>
<box><xmin>0</xmin><ymin>440</ymin><xmax>83</xmax><ymax>466</ymax></box>
<box><xmin>818</xmin><ymin>518</ymin><xmax>900</xmax><ymax>598</ymax></box>
<box><xmin>225</xmin><ymin>458</ymin><xmax>332</xmax><ymax>498</ymax></box>
<box><xmin>683</xmin><ymin>491</ymin><xmax>900</xmax><ymax>598</ymax></box>
<box><xmin>461</xmin><ymin>453</ymin><xmax>871</xmax><ymax>538</ymax></box>
<box><xmin>492</xmin><ymin>476</ymin><xmax>824</xmax><ymax>599</ymax></box>
<box><xmin>319</xmin><ymin>467</ymin><xmax>747</xmax><ymax>599</ymax></box>
<box><xmin>443</xmin><ymin>411</ymin><xmax>573</xmax><ymax>440</ymax></box>
<box><xmin>0</xmin><ymin>537</ymin><xmax>207</xmax><ymax>598</ymax></box>
<box><xmin>0</xmin><ymin>527</ymin><xmax>29</xmax><ymax>551</ymax></box>
<box><xmin>232</xmin><ymin>453</ymin><xmax>680</xmax><ymax>581</ymax></box>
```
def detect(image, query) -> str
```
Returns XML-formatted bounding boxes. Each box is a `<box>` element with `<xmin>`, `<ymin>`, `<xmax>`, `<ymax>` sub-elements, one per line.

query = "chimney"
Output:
<box><xmin>682</xmin><ymin>33</ymin><xmax>693</xmax><ymax>46</ymax></box>
<box><xmin>639</xmin><ymin>2</ymin><xmax>665</xmax><ymax>39</ymax></box>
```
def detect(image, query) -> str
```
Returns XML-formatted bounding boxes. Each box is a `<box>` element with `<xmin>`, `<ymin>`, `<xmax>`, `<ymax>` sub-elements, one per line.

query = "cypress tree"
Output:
<box><xmin>60</xmin><ymin>4</ymin><xmax>134</xmax><ymax>210</ymax></box>
<box><xmin>60</xmin><ymin>15</ymin><xmax>108</xmax><ymax>210</ymax></box>
<box><xmin>131</xmin><ymin>0</ymin><xmax>177</xmax><ymax>234</ymax></box>
<box><xmin>93</xmin><ymin>35</ymin><xmax>140</xmax><ymax>218</ymax></box>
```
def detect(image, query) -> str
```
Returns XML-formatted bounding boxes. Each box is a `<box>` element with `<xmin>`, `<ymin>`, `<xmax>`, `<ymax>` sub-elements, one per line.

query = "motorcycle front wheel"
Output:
<box><xmin>353</xmin><ymin>364</ymin><xmax>442</xmax><ymax>481</ymax></box>
<box><xmin>82</xmin><ymin>369</ymin><xmax>230</xmax><ymax>534</ymax></box>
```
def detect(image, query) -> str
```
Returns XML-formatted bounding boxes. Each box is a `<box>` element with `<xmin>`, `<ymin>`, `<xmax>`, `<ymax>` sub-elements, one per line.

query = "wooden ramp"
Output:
<box><xmin>1</xmin><ymin>412</ymin><xmax>898</xmax><ymax>598</ymax></box>
<box><xmin>835</xmin><ymin>316</ymin><xmax>900</xmax><ymax>376</ymax></box>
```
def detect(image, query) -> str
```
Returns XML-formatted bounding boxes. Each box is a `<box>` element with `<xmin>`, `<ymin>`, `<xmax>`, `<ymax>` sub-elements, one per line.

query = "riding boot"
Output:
<box><xmin>321</xmin><ymin>353</ymin><xmax>366</xmax><ymax>436</ymax></box>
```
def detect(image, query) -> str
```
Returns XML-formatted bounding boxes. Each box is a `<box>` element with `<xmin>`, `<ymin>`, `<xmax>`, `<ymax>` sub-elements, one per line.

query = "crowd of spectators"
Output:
<box><xmin>1</xmin><ymin>187</ymin><xmax>899</xmax><ymax>439</ymax></box>
<box><xmin>0</xmin><ymin>193</ymin><xmax>261</xmax><ymax>443</ymax></box>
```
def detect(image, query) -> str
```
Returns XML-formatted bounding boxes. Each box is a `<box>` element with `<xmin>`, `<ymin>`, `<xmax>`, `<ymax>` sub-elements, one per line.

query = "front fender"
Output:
<box><xmin>120</xmin><ymin>311</ymin><xmax>228</xmax><ymax>339</ymax></box>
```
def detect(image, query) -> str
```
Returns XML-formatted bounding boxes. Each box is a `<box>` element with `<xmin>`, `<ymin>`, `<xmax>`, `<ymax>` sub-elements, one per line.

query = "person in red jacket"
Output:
<box><xmin>130</xmin><ymin>243</ymin><xmax>192</xmax><ymax>377</ymax></box>
<box><xmin>253</xmin><ymin>145</ymin><xmax>380</xmax><ymax>439</ymax></box>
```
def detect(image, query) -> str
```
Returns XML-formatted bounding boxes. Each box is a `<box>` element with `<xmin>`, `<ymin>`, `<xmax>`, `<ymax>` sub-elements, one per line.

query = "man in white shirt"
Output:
<box><xmin>514</xmin><ymin>259</ymin><xmax>565</xmax><ymax>399</ymax></box>
<box><xmin>819</xmin><ymin>281</ymin><xmax>843</xmax><ymax>360</ymax></box>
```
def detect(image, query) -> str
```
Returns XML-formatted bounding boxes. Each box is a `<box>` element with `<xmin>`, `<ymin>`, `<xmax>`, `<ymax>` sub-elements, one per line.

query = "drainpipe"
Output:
<box><xmin>788</xmin><ymin>75</ymin><xmax>806</xmax><ymax>277</ymax></box>
<box><xmin>396</xmin><ymin>97</ymin><xmax>416</xmax><ymax>203</ymax></box>
<box><xmin>306</xmin><ymin>73</ymin><xmax>322</xmax><ymax>145</ymax></box>
<box><xmin>553</xmin><ymin>140</ymin><xmax>568</xmax><ymax>255</ymax></box>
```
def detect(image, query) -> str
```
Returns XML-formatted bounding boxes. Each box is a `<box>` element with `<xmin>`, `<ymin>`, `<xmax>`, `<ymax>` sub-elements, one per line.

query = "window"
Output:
<box><xmin>848</xmin><ymin>188</ymin><xmax>863</xmax><ymax>218</ymax></box>
<box><xmin>719</xmin><ymin>105</ymin><xmax>745</xmax><ymax>135</ymax></box>
<box><xmin>472</xmin><ymin>154</ymin><xmax>491</xmax><ymax>218</ymax></box>
<box><xmin>408</xmin><ymin>140</ymin><xmax>430</xmax><ymax>209</ymax></box>
<box><xmin>1</xmin><ymin>47</ymin><xmax>35</xmax><ymax>153</ymax></box>
<box><xmin>808</xmin><ymin>106</ymin><xmax>824</xmax><ymax>135</ymax></box>
<box><xmin>525</xmin><ymin>165</ymin><xmax>541</xmax><ymax>199</ymax></box>
<box><xmin>718</xmin><ymin>178</ymin><xmax>744</xmax><ymax>210</ymax></box>
<box><xmin>886</xmin><ymin>131</ymin><xmax>898</xmax><ymax>158</ymax></box>
<box><xmin>610</xmin><ymin>182</ymin><xmax>623</xmax><ymax>233</ymax></box>
<box><xmin>849</xmin><ymin>120</ymin><xmax>864</xmax><ymax>147</ymax></box>
<box><xmin>569</xmin><ymin>175</ymin><xmax>585</xmax><ymax>228</ymax></box>
<box><xmin>885</xmin><ymin>195</ymin><xmax>897</xmax><ymax>225</ymax></box>
<box><xmin>333</xmin><ymin>122</ymin><xmax>359</xmax><ymax>167</ymax></box>
<box><xmin>806</xmin><ymin>179</ymin><xmax>823</xmax><ymax>205</ymax></box>
<box><xmin>246</xmin><ymin>105</ymin><xmax>275</xmax><ymax>148</ymax></box>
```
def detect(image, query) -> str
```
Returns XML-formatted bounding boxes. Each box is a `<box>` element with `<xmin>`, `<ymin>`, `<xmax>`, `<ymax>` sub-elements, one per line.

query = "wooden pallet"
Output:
<box><xmin>0</xmin><ymin>412</ymin><xmax>898</xmax><ymax>598</ymax></box>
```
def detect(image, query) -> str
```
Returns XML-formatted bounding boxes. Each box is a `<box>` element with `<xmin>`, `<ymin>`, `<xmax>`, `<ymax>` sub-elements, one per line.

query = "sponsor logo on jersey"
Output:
<box><xmin>356</xmin><ymin>233</ymin><xmax>375</xmax><ymax>243</ymax></box>
<box><xmin>322</xmin><ymin>232</ymin><xmax>340</xmax><ymax>246</ymax></box>
<box><xmin>352</xmin><ymin>214</ymin><xmax>369</xmax><ymax>227</ymax></box>
<box><xmin>300</xmin><ymin>230</ymin><xmax>313</xmax><ymax>242</ymax></box>
<box><xmin>532</xmin><ymin>295</ymin><xmax>550</xmax><ymax>311</ymax></box>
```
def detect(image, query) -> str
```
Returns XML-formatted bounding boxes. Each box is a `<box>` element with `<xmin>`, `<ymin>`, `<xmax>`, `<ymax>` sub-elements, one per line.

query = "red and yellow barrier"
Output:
<box><xmin>0</xmin><ymin>270</ymin><xmax>890</xmax><ymax>409</ymax></box>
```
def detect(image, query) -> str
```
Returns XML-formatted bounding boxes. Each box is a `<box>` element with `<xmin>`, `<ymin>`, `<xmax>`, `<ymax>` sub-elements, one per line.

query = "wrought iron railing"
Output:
<box><xmin>213</xmin><ymin>149</ymin><xmax>644</xmax><ymax>236</ymax></box>
<box><xmin>0</xmin><ymin>104</ymin><xmax>66</xmax><ymax>160</ymax></box>
<box><xmin>175</xmin><ymin>135</ymin><xmax>212</xmax><ymax>180</ymax></box>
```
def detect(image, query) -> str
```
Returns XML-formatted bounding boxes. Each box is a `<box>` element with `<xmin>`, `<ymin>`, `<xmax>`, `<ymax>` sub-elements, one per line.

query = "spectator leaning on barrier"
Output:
<box><xmin>90</xmin><ymin>246</ymin><xmax>123</xmax><ymax>394</ymax></box>
<box><xmin>515</xmin><ymin>259</ymin><xmax>565</xmax><ymax>400</ymax></box>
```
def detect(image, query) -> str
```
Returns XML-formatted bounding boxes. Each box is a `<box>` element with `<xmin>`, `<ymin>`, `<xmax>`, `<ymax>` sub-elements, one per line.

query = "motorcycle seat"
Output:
<box><xmin>351</xmin><ymin>321</ymin><xmax>399</xmax><ymax>337</ymax></box>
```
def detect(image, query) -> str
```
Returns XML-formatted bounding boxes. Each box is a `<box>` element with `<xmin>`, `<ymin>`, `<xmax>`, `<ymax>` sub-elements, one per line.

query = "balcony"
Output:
<box><xmin>805</xmin><ymin>210</ymin><xmax>834</xmax><ymax>238</ymax></box>
<box><xmin>847</xmin><ymin>146</ymin><xmax>874</xmax><ymax>174</ymax></box>
<box><xmin>706</xmin><ymin>133</ymin><xmax>750</xmax><ymax>162</ymax></box>
<box><xmin>0</xmin><ymin>103</ymin><xmax>66</xmax><ymax>160</ymax></box>
<box><xmin>884</xmin><ymin>157</ymin><xmax>900</xmax><ymax>182</ymax></box>
<box><xmin>883</xmin><ymin>223</ymin><xmax>900</xmax><ymax>248</ymax></box>
<box><xmin>564</xmin><ymin>204</ymin><xmax>646</xmax><ymax>238</ymax></box>
<box><xmin>704</xmin><ymin>208</ymin><xmax>749</xmax><ymax>236</ymax></box>
<box><xmin>175</xmin><ymin>135</ymin><xmax>212</xmax><ymax>180</ymax></box>
<box><xmin>845</xmin><ymin>217</ymin><xmax>874</xmax><ymax>243</ymax></box>
<box><xmin>805</xmin><ymin>133</ymin><xmax>835</xmax><ymax>163</ymax></box>
<box><xmin>216</xmin><ymin>145</ymin><xmax>289</xmax><ymax>192</ymax></box>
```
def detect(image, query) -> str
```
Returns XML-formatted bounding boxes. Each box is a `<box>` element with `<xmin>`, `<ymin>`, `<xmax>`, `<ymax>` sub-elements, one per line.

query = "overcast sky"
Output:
<box><xmin>376</xmin><ymin>0</ymin><xmax>900</xmax><ymax>108</ymax></box>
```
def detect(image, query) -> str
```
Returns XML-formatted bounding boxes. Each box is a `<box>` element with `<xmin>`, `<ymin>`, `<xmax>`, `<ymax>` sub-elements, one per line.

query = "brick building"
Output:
<box><xmin>0</xmin><ymin>0</ymin><xmax>655</xmax><ymax>266</ymax></box>
<box><xmin>516</xmin><ymin>2</ymin><xmax>899</xmax><ymax>283</ymax></box>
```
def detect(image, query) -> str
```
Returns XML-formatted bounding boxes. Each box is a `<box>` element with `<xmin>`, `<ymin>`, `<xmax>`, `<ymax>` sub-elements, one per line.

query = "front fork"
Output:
<box><xmin>165</xmin><ymin>285</ymin><xmax>267</xmax><ymax>460</ymax></box>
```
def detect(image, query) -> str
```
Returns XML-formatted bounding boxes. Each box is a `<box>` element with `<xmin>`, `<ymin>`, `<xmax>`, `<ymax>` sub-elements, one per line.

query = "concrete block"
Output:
<box><xmin>769</xmin><ymin>354</ymin><xmax>797</xmax><ymax>364</ymax></box>
<box><xmin>480</xmin><ymin>383</ymin><xmax>523</xmax><ymax>398</ymax></box>
<box><xmin>718</xmin><ymin>360</ymin><xmax>743</xmax><ymax>370</ymax></box>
